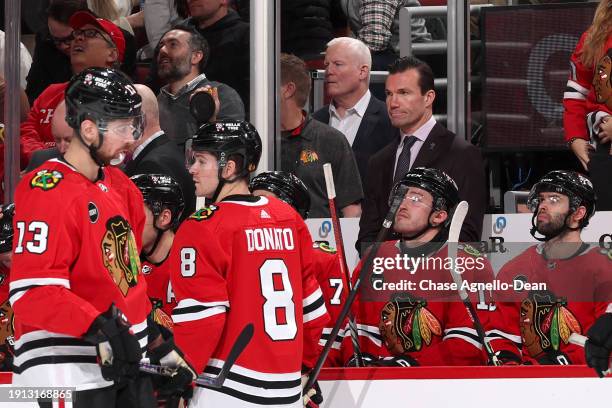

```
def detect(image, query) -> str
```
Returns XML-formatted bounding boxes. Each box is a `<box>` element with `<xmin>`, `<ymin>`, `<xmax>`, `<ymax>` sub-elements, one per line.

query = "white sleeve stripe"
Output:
<box><xmin>358</xmin><ymin>330</ymin><xmax>382</xmax><ymax>347</ymax></box>
<box><xmin>606</xmin><ymin>304</ymin><xmax>612</xmax><ymax>313</ymax></box>
<box><xmin>303</xmin><ymin>302</ymin><xmax>326</xmax><ymax>323</ymax></box>
<box><xmin>318</xmin><ymin>339</ymin><xmax>342</xmax><ymax>350</ymax></box>
<box><xmin>9</xmin><ymin>278</ymin><xmax>70</xmax><ymax>291</ymax></box>
<box><xmin>171</xmin><ymin>305</ymin><xmax>226</xmax><ymax>323</ymax></box>
<box><xmin>485</xmin><ymin>329</ymin><xmax>522</xmax><ymax>344</ymax></box>
<box><xmin>303</xmin><ymin>288</ymin><xmax>323</xmax><ymax>307</ymax></box>
<box><xmin>175</xmin><ymin>299</ymin><xmax>229</xmax><ymax>309</ymax></box>
<box><xmin>566</xmin><ymin>79</ymin><xmax>589</xmax><ymax>95</ymax></box>
<box><xmin>563</xmin><ymin>91</ymin><xmax>586</xmax><ymax>101</ymax></box>
<box><xmin>443</xmin><ymin>333</ymin><xmax>483</xmax><ymax>350</ymax></box>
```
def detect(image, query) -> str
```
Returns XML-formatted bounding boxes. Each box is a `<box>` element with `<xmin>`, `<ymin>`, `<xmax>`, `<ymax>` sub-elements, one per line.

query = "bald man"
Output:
<box><xmin>124</xmin><ymin>84</ymin><xmax>196</xmax><ymax>220</ymax></box>
<box><xmin>24</xmin><ymin>100</ymin><xmax>71</xmax><ymax>172</ymax></box>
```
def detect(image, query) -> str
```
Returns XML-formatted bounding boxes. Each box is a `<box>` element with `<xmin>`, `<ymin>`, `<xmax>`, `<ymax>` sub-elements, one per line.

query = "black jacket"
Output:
<box><xmin>313</xmin><ymin>95</ymin><xmax>396</xmax><ymax>186</ymax></box>
<box><xmin>357</xmin><ymin>122</ymin><xmax>486</xmax><ymax>253</ymax></box>
<box><xmin>184</xmin><ymin>10</ymin><xmax>250</xmax><ymax>108</ymax></box>
<box><xmin>124</xmin><ymin>133</ymin><xmax>196</xmax><ymax>220</ymax></box>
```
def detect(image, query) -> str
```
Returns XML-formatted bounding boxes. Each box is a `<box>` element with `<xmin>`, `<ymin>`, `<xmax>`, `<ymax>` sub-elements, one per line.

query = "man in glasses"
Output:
<box><xmin>21</xmin><ymin>9</ymin><xmax>130</xmax><ymax>169</ymax></box>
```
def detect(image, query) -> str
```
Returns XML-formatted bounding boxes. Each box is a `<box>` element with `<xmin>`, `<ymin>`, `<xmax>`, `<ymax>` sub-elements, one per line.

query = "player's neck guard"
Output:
<box><xmin>399</xmin><ymin>229</ymin><xmax>447</xmax><ymax>257</ymax></box>
<box><xmin>529</xmin><ymin>208</ymin><xmax>579</xmax><ymax>242</ymax></box>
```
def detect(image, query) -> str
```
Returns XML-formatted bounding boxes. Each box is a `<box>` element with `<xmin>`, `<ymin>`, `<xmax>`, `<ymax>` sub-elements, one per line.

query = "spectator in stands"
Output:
<box><xmin>156</xmin><ymin>24</ymin><xmax>244</xmax><ymax>147</ymax></box>
<box><xmin>183</xmin><ymin>0</ymin><xmax>250</xmax><ymax>107</ymax></box>
<box><xmin>280</xmin><ymin>52</ymin><xmax>363</xmax><ymax>218</ymax></box>
<box><xmin>20</xmin><ymin>11</ymin><xmax>127</xmax><ymax>166</ymax></box>
<box><xmin>25</xmin><ymin>0</ymin><xmax>86</xmax><ymax>104</ymax></box>
<box><xmin>139</xmin><ymin>0</ymin><xmax>188</xmax><ymax>60</ymax></box>
<box><xmin>358</xmin><ymin>56</ymin><xmax>485</xmax><ymax>253</ymax></box>
<box><xmin>0</xmin><ymin>30</ymin><xmax>32</xmax><ymax>90</ymax></box>
<box><xmin>87</xmin><ymin>0</ymin><xmax>136</xmax><ymax>34</ymax></box>
<box><xmin>341</xmin><ymin>0</ymin><xmax>431</xmax><ymax>71</ymax></box>
<box><xmin>25</xmin><ymin>1</ymin><xmax>138</xmax><ymax>103</ymax></box>
<box><xmin>313</xmin><ymin>37</ymin><xmax>396</xmax><ymax>185</ymax></box>
<box><xmin>125</xmin><ymin>84</ymin><xmax>196</xmax><ymax>219</ymax></box>
<box><xmin>25</xmin><ymin>100</ymin><xmax>71</xmax><ymax>171</ymax></box>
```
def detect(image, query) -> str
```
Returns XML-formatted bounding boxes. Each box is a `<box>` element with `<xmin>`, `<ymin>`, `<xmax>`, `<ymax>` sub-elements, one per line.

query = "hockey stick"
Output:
<box><xmin>322</xmin><ymin>163</ymin><xmax>363</xmax><ymax>367</ymax></box>
<box><xmin>304</xmin><ymin>185</ymin><xmax>408</xmax><ymax>391</ymax></box>
<box><xmin>447</xmin><ymin>201</ymin><xmax>500</xmax><ymax>366</ymax></box>
<box><xmin>139</xmin><ymin>323</ymin><xmax>255</xmax><ymax>389</ymax></box>
<box><xmin>195</xmin><ymin>323</ymin><xmax>254</xmax><ymax>388</ymax></box>
<box><xmin>569</xmin><ymin>333</ymin><xmax>612</xmax><ymax>376</ymax></box>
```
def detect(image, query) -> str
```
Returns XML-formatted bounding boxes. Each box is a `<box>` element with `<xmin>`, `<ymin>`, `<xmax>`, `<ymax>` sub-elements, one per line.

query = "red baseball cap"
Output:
<box><xmin>69</xmin><ymin>10</ymin><xmax>126</xmax><ymax>63</ymax></box>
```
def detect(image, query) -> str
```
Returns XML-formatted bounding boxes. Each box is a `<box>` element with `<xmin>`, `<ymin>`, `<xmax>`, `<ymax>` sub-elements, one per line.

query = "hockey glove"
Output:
<box><xmin>492</xmin><ymin>350</ymin><xmax>522</xmax><ymax>366</ymax></box>
<box><xmin>536</xmin><ymin>350</ymin><xmax>571</xmax><ymax>365</ymax></box>
<box><xmin>345</xmin><ymin>352</ymin><xmax>377</xmax><ymax>367</ymax></box>
<box><xmin>301</xmin><ymin>371</ymin><xmax>323</xmax><ymax>408</ymax></box>
<box><xmin>147</xmin><ymin>337</ymin><xmax>197</xmax><ymax>400</ymax></box>
<box><xmin>586</xmin><ymin>313</ymin><xmax>612</xmax><ymax>377</ymax></box>
<box><xmin>83</xmin><ymin>303</ymin><xmax>142</xmax><ymax>383</ymax></box>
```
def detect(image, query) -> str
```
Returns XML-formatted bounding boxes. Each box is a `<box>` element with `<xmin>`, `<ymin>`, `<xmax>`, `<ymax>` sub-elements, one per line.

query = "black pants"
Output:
<box><xmin>38</xmin><ymin>376</ymin><xmax>156</xmax><ymax>408</ymax></box>
<box><xmin>588</xmin><ymin>153</ymin><xmax>612</xmax><ymax>211</ymax></box>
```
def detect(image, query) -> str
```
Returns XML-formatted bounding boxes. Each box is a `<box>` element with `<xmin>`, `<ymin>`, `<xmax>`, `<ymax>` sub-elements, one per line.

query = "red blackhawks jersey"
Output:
<box><xmin>563</xmin><ymin>31</ymin><xmax>612</xmax><ymax>143</ymax></box>
<box><xmin>487</xmin><ymin>244</ymin><xmax>612</xmax><ymax>365</ymax></box>
<box><xmin>340</xmin><ymin>240</ymin><xmax>495</xmax><ymax>366</ymax></box>
<box><xmin>19</xmin><ymin>82</ymin><xmax>66</xmax><ymax>162</ymax></box>
<box><xmin>142</xmin><ymin>258</ymin><xmax>176</xmax><ymax>331</ymax></box>
<box><xmin>9</xmin><ymin>159</ymin><xmax>150</xmax><ymax>390</ymax></box>
<box><xmin>169</xmin><ymin>195</ymin><xmax>328</xmax><ymax>407</ymax></box>
<box><xmin>310</xmin><ymin>242</ymin><xmax>349</xmax><ymax>367</ymax></box>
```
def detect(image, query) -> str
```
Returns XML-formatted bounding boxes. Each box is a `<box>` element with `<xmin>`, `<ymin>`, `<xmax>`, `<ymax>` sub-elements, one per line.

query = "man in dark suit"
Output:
<box><xmin>312</xmin><ymin>37</ymin><xmax>395</xmax><ymax>185</ymax></box>
<box><xmin>125</xmin><ymin>84</ymin><xmax>196</xmax><ymax>220</ymax></box>
<box><xmin>357</xmin><ymin>56</ymin><xmax>486</xmax><ymax>253</ymax></box>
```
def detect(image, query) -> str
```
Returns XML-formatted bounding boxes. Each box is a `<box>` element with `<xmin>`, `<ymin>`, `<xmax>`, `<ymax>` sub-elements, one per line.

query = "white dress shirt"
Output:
<box><xmin>328</xmin><ymin>90</ymin><xmax>371</xmax><ymax>146</ymax></box>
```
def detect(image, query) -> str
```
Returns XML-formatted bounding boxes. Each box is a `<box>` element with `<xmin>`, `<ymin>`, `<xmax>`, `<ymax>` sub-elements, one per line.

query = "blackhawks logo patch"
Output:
<box><xmin>189</xmin><ymin>205</ymin><xmax>218</xmax><ymax>221</ymax></box>
<box><xmin>299</xmin><ymin>149</ymin><xmax>319</xmax><ymax>164</ymax></box>
<box><xmin>101</xmin><ymin>216</ymin><xmax>141</xmax><ymax>296</ymax></box>
<box><xmin>30</xmin><ymin>169</ymin><xmax>63</xmax><ymax>191</ymax></box>
<box><xmin>379</xmin><ymin>293</ymin><xmax>442</xmax><ymax>354</ymax></box>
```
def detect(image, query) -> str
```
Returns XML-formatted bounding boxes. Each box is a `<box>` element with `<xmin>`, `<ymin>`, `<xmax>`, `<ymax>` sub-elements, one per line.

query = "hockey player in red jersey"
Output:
<box><xmin>169</xmin><ymin>121</ymin><xmax>329</xmax><ymax>407</ymax></box>
<box><xmin>9</xmin><ymin>67</ymin><xmax>194</xmax><ymax>407</ymax></box>
<box><xmin>131</xmin><ymin>173</ymin><xmax>185</xmax><ymax>332</ymax></box>
<box><xmin>341</xmin><ymin>167</ymin><xmax>495</xmax><ymax>367</ymax></box>
<box><xmin>250</xmin><ymin>171</ymin><xmax>347</xmax><ymax>367</ymax></box>
<box><xmin>488</xmin><ymin>170</ymin><xmax>612</xmax><ymax>366</ymax></box>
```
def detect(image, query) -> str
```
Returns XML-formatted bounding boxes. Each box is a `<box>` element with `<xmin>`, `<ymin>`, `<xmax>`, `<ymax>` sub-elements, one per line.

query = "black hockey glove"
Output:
<box><xmin>491</xmin><ymin>350</ymin><xmax>522</xmax><ymax>366</ymax></box>
<box><xmin>536</xmin><ymin>350</ymin><xmax>571</xmax><ymax>365</ymax></box>
<box><xmin>374</xmin><ymin>355</ymin><xmax>419</xmax><ymax>367</ymax></box>
<box><xmin>301</xmin><ymin>370</ymin><xmax>323</xmax><ymax>408</ymax></box>
<box><xmin>147</xmin><ymin>337</ymin><xmax>197</xmax><ymax>400</ymax></box>
<box><xmin>586</xmin><ymin>313</ymin><xmax>612</xmax><ymax>377</ymax></box>
<box><xmin>345</xmin><ymin>352</ymin><xmax>377</xmax><ymax>367</ymax></box>
<box><xmin>83</xmin><ymin>303</ymin><xmax>142</xmax><ymax>383</ymax></box>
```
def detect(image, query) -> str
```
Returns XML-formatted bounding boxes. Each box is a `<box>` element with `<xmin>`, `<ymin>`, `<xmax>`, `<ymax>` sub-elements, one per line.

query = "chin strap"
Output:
<box><xmin>75</xmin><ymin>127</ymin><xmax>106</xmax><ymax>167</ymax></box>
<box><xmin>529</xmin><ymin>207</ymin><xmax>578</xmax><ymax>242</ymax></box>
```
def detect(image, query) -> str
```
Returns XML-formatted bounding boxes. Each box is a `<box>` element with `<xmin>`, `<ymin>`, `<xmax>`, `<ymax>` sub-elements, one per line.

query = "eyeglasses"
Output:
<box><xmin>527</xmin><ymin>195</ymin><xmax>564</xmax><ymax>212</ymax></box>
<box><xmin>49</xmin><ymin>33</ymin><xmax>74</xmax><ymax>47</ymax></box>
<box><xmin>72</xmin><ymin>28</ymin><xmax>115</xmax><ymax>48</ymax></box>
<box><xmin>401</xmin><ymin>193</ymin><xmax>432</xmax><ymax>208</ymax></box>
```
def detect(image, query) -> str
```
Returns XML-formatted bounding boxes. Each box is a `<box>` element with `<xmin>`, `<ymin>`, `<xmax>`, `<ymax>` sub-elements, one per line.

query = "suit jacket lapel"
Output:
<box><xmin>352</xmin><ymin>98</ymin><xmax>380</xmax><ymax>152</ymax></box>
<box><xmin>412</xmin><ymin>123</ymin><xmax>452</xmax><ymax>168</ymax></box>
<box><xmin>126</xmin><ymin>133</ymin><xmax>170</xmax><ymax>173</ymax></box>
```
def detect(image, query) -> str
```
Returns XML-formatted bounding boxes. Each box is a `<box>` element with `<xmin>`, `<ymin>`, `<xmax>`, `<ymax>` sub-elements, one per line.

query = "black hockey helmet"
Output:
<box><xmin>65</xmin><ymin>67</ymin><xmax>143</xmax><ymax>137</ymax></box>
<box><xmin>186</xmin><ymin>120</ymin><xmax>262</xmax><ymax>178</ymax></box>
<box><xmin>389</xmin><ymin>167</ymin><xmax>459</xmax><ymax>212</ymax></box>
<box><xmin>527</xmin><ymin>170</ymin><xmax>596</xmax><ymax>228</ymax></box>
<box><xmin>249</xmin><ymin>171</ymin><xmax>311</xmax><ymax>219</ymax></box>
<box><xmin>0</xmin><ymin>203</ymin><xmax>14</xmax><ymax>254</ymax></box>
<box><xmin>130</xmin><ymin>174</ymin><xmax>185</xmax><ymax>229</ymax></box>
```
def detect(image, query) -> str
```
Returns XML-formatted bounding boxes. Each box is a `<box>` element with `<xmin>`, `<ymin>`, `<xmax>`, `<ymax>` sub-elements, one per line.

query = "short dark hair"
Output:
<box><xmin>280</xmin><ymin>53</ymin><xmax>311</xmax><ymax>107</ymax></box>
<box><xmin>388</xmin><ymin>56</ymin><xmax>435</xmax><ymax>94</ymax></box>
<box><xmin>161</xmin><ymin>23</ymin><xmax>210</xmax><ymax>73</ymax></box>
<box><xmin>46</xmin><ymin>0</ymin><xmax>88</xmax><ymax>25</ymax></box>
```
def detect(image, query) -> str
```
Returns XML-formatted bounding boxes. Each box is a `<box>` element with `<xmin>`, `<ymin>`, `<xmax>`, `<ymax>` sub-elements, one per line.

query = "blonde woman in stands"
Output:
<box><xmin>563</xmin><ymin>0</ymin><xmax>612</xmax><ymax>210</ymax></box>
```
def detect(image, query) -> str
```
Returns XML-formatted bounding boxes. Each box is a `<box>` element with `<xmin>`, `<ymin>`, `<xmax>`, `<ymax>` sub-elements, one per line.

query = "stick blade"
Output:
<box><xmin>323</xmin><ymin>163</ymin><xmax>336</xmax><ymax>200</ymax></box>
<box><xmin>448</xmin><ymin>201</ymin><xmax>469</xmax><ymax>243</ymax></box>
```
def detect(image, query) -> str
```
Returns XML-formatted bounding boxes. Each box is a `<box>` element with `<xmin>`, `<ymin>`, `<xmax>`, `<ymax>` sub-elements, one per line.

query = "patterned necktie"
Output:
<box><xmin>393</xmin><ymin>136</ymin><xmax>417</xmax><ymax>184</ymax></box>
